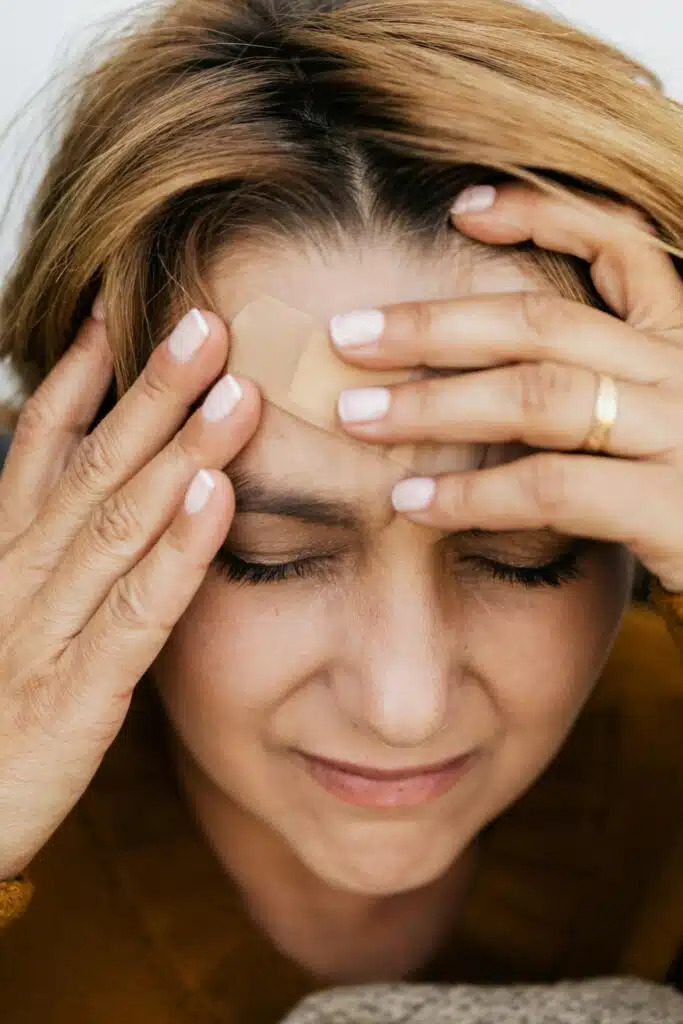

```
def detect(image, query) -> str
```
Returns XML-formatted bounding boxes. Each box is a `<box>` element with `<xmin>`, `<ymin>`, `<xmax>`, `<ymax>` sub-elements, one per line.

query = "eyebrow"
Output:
<box><xmin>229</xmin><ymin>471</ymin><xmax>575</xmax><ymax>548</ymax></box>
<box><xmin>230</xmin><ymin>470</ymin><xmax>364</xmax><ymax>530</ymax></box>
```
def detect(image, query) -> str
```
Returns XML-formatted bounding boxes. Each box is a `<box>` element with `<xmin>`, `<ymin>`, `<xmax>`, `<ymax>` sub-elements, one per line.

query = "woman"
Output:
<box><xmin>1</xmin><ymin>0</ymin><xmax>683</xmax><ymax>1020</ymax></box>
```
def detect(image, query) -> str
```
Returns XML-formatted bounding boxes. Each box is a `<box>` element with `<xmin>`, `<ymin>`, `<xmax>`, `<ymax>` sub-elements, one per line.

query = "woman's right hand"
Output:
<box><xmin>0</xmin><ymin>305</ymin><xmax>260</xmax><ymax>880</ymax></box>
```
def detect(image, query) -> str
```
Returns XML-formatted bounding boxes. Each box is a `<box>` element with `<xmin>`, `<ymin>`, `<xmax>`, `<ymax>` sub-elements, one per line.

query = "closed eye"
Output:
<box><xmin>475</xmin><ymin>546</ymin><xmax>585</xmax><ymax>588</ymax></box>
<box><xmin>213</xmin><ymin>543</ymin><xmax>587</xmax><ymax>588</ymax></box>
<box><xmin>213</xmin><ymin>551</ymin><xmax>338</xmax><ymax>585</ymax></box>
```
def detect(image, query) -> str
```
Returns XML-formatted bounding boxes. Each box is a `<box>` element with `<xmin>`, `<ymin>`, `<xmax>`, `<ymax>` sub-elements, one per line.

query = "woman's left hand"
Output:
<box><xmin>330</xmin><ymin>183</ymin><xmax>683</xmax><ymax>593</ymax></box>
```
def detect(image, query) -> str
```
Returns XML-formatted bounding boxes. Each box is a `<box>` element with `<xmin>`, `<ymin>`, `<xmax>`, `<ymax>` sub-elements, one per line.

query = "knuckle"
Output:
<box><xmin>522</xmin><ymin>454</ymin><xmax>570</xmax><ymax>519</ymax></box>
<box><xmin>139</xmin><ymin>358</ymin><xmax>172</xmax><ymax>404</ymax></box>
<box><xmin>69</xmin><ymin>430</ymin><xmax>118</xmax><ymax>495</ymax></box>
<box><xmin>402</xmin><ymin>300</ymin><xmax>435</xmax><ymax>340</ymax></box>
<box><xmin>518</xmin><ymin>290</ymin><xmax>568</xmax><ymax>347</ymax></box>
<box><xmin>88</xmin><ymin>489</ymin><xmax>145</xmax><ymax>553</ymax></box>
<box><xmin>448</xmin><ymin>471</ymin><xmax>477</xmax><ymax>517</ymax></box>
<box><xmin>409</xmin><ymin>378</ymin><xmax>437</xmax><ymax>423</ymax></box>
<box><xmin>515</xmin><ymin>360</ymin><xmax>575</xmax><ymax>420</ymax></box>
<box><xmin>13</xmin><ymin>393</ymin><xmax>56</xmax><ymax>450</ymax></box>
<box><xmin>107</xmin><ymin>573</ymin><xmax>149</xmax><ymax>630</ymax></box>
<box><xmin>167</xmin><ymin>430</ymin><xmax>203</xmax><ymax>471</ymax></box>
<box><xmin>162</xmin><ymin>520</ymin><xmax>190</xmax><ymax>559</ymax></box>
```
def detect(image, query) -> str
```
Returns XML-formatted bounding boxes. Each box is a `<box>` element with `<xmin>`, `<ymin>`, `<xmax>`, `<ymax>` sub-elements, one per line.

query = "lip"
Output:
<box><xmin>299</xmin><ymin>751</ymin><xmax>476</xmax><ymax>809</ymax></box>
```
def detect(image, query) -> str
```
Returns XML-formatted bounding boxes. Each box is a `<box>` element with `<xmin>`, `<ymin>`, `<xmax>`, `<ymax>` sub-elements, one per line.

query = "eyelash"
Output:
<box><xmin>214</xmin><ymin>546</ymin><xmax>586</xmax><ymax>589</ymax></box>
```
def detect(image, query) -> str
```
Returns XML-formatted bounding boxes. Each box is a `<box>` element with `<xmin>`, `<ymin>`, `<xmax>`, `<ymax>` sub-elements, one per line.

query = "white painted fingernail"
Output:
<box><xmin>451</xmin><ymin>185</ymin><xmax>497</xmax><ymax>216</ymax></box>
<box><xmin>184</xmin><ymin>470</ymin><xmax>215</xmax><ymax>515</ymax></box>
<box><xmin>168</xmin><ymin>309</ymin><xmax>210</xmax><ymax>363</ymax></box>
<box><xmin>392</xmin><ymin>478</ymin><xmax>436</xmax><ymax>512</ymax></box>
<box><xmin>202</xmin><ymin>374</ymin><xmax>242</xmax><ymax>422</ymax></box>
<box><xmin>330</xmin><ymin>309</ymin><xmax>385</xmax><ymax>347</ymax></box>
<box><xmin>338</xmin><ymin>387</ymin><xmax>390</xmax><ymax>423</ymax></box>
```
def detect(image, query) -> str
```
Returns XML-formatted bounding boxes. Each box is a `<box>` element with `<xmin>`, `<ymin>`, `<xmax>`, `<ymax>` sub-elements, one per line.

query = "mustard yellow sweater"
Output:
<box><xmin>1</xmin><ymin>591</ymin><xmax>683</xmax><ymax>1023</ymax></box>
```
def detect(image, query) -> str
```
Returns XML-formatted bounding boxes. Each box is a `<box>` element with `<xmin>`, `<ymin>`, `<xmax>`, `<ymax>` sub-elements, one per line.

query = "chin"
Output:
<box><xmin>292</xmin><ymin>819</ymin><xmax>465</xmax><ymax>897</ymax></box>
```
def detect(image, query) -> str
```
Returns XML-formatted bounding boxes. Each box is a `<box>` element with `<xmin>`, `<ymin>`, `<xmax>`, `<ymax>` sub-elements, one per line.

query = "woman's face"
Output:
<box><xmin>153</xmin><ymin>234</ymin><xmax>634</xmax><ymax>896</ymax></box>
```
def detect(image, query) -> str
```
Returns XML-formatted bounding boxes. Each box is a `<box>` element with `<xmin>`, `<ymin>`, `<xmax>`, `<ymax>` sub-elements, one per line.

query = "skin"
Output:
<box><xmin>152</xmin><ymin>232</ymin><xmax>632</xmax><ymax>980</ymax></box>
<box><xmin>3</xmin><ymin>184</ymin><xmax>682</xmax><ymax>982</ymax></box>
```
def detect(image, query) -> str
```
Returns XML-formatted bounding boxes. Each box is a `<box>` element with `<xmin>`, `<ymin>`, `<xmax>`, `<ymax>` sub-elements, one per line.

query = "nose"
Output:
<box><xmin>335</xmin><ymin>572</ymin><xmax>453</xmax><ymax>749</ymax></box>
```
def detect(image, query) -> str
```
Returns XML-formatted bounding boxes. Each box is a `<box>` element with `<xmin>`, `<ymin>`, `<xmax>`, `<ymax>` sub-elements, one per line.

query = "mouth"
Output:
<box><xmin>298</xmin><ymin>751</ymin><xmax>476</xmax><ymax>809</ymax></box>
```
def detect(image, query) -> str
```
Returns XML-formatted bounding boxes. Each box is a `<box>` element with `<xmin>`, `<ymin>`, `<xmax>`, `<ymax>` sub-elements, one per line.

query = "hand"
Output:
<box><xmin>0</xmin><ymin>305</ymin><xmax>260</xmax><ymax>879</ymax></box>
<box><xmin>330</xmin><ymin>183</ymin><xmax>683</xmax><ymax>594</ymax></box>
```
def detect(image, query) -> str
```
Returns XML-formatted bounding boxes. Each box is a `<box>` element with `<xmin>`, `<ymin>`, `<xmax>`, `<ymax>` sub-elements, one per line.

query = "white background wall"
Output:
<box><xmin>1</xmin><ymin>0</ymin><xmax>683</xmax><ymax>401</ymax></box>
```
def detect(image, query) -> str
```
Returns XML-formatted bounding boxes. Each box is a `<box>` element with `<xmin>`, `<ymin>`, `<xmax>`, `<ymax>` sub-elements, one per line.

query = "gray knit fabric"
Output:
<box><xmin>283</xmin><ymin>979</ymin><xmax>683</xmax><ymax>1023</ymax></box>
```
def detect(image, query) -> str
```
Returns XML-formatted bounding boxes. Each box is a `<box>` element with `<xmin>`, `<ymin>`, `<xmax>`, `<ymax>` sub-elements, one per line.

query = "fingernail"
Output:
<box><xmin>392</xmin><ymin>478</ymin><xmax>436</xmax><ymax>512</ymax></box>
<box><xmin>184</xmin><ymin>469</ymin><xmax>215</xmax><ymax>515</ymax></box>
<box><xmin>451</xmin><ymin>185</ymin><xmax>497</xmax><ymax>216</ymax></box>
<box><xmin>338</xmin><ymin>387</ymin><xmax>390</xmax><ymax>423</ymax></box>
<box><xmin>168</xmin><ymin>309</ymin><xmax>210</xmax><ymax>363</ymax></box>
<box><xmin>202</xmin><ymin>374</ymin><xmax>242</xmax><ymax>422</ymax></box>
<box><xmin>330</xmin><ymin>309</ymin><xmax>385</xmax><ymax>347</ymax></box>
<box><xmin>91</xmin><ymin>293</ymin><xmax>105</xmax><ymax>322</ymax></box>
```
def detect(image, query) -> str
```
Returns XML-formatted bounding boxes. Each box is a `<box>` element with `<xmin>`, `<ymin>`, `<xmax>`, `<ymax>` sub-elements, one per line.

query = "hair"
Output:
<box><xmin>2</xmin><ymin>0</ymin><xmax>683</xmax><ymax>425</ymax></box>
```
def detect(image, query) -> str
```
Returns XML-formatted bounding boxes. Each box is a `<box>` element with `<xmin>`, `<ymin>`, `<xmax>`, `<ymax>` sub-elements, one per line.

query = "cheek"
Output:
<box><xmin>153</xmin><ymin>572</ymin><xmax>332</xmax><ymax>756</ymax></box>
<box><xmin>472</xmin><ymin>546</ymin><xmax>632</xmax><ymax>794</ymax></box>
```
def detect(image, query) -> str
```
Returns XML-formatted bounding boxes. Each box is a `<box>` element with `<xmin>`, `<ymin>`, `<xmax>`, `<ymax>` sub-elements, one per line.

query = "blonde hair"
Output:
<box><xmin>2</xmin><ymin>0</ymin><xmax>683</xmax><ymax>421</ymax></box>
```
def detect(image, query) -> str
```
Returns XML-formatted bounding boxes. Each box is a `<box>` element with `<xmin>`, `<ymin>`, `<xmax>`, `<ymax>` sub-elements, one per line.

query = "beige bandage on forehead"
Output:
<box><xmin>227</xmin><ymin>297</ymin><xmax>475</xmax><ymax>475</ymax></box>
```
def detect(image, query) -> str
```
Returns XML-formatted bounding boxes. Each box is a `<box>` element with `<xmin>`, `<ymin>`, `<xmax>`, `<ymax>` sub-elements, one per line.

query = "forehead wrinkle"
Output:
<box><xmin>238</xmin><ymin>397</ymin><xmax>412</xmax><ymax>477</ymax></box>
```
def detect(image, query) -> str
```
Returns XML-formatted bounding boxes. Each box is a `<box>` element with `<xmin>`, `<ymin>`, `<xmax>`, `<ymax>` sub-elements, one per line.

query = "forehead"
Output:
<box><xmin>208</xmin><ymin>235</ymin><xmax>548</xmax><ymax>491</ymax></box>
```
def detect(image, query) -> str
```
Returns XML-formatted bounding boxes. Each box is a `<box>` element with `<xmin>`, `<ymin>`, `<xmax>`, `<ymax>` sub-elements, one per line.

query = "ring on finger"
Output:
<box><xmin>583</xmin><ymin>373</ymin><xmax>619</xmax><ymax>453</ymax></box>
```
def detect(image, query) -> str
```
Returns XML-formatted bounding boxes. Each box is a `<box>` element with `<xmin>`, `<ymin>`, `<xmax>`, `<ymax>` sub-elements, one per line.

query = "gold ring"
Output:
<box><xmin>583</xmin><ymin>373</ymin><xmax>619</xmax><ymax>453</ymax></box>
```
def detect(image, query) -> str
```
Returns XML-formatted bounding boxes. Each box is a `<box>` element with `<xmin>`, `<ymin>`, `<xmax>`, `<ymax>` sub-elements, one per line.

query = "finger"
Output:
<box><xmin>56</xmin><ymin>468</ymin><xmax>234</xmax><ymax>715</ymax></box>
<box><xmin>337</xmin><ymin>362</ymin><xmax>683</xmax><ymax>460</ymax></box>
<box><xmin>0</xmin><ymin>315</ymin><xmax>113</xmax><ymax>544</ymax></box>
<box><xmin>24</xmin><ymin>309</ymin><xmax>230</xmax><ymax>567</ymax></box>
<box><xmin>391</xmin><ymin>454</ymin><xmax>683</xmax><ymax>592</ymax></box>
<box><xmin>26</xmin><ymin>375</ymin><xmax>260</xmax><ymax>644</ymax></box>
<box><xmin>450</xmin><ymin>182</ymin><xmax>683</xmax><ymax>333</ymax></box>
<box><xmin>328</xmin><ymin>291</ymin><xmax>681</xmax><ymax>385</ymax></box>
